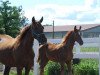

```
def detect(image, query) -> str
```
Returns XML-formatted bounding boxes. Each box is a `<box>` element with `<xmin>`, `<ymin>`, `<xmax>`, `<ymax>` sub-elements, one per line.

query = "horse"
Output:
<box><xmin>0</xmin><ymin>16</ymin><xmax>47</xmax><ymax>75</ymax></box>
<box><xmin>37</xmin><ymin>26</ymin><xmax>83</xmax><ymax>75</ymax></box>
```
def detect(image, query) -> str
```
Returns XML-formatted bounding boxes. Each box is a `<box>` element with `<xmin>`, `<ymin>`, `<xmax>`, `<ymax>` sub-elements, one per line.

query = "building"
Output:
<box><xmin>44</xmin><ymin>24</ymin><xmax>100</xmax><ymax>38</ymax></box>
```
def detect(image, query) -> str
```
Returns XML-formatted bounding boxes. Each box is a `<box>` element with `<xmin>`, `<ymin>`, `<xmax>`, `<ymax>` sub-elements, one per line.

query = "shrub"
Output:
<box><xmin>73</xmin><ymin>59</ymin><xmax>99</xmax><ymax>75</ymax></box>
<box><xmin>45</xmin><ymin>61</ymin><xmax>61</xmax><ymax>75</ymax></box>
<box><xmin>45</xmin><ymin>61</ymin><xmax>69</xmax><ymax>75</ymax></box>
<box><xmin>45</xmin><ymin>59</ymin><xmax>99</xmax><ymax>75</ymax></box>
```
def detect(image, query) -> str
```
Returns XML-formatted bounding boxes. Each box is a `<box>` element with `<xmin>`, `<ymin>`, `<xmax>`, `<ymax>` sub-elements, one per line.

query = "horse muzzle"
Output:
<box><xmin>36</xmin><ymin>34</ymin><xmax>47</xmax><ymax>45</ymax></box>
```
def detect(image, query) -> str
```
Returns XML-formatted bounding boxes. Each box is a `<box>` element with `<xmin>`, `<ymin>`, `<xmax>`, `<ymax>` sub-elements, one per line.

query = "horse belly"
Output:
<box><xmin>0</xmin><ymin>52</ymin><xmax>15</xmax><ymax>66</ymax></box>
<box><xmin>47</xmin><ymin>52</ymin><xmax>61</xmax><ymax>62</ymax></box>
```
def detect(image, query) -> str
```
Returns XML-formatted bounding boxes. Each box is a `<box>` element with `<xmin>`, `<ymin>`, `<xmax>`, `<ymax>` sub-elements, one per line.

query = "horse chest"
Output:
<box><xmin>13</xmin><ymin>50</ymin><xmax>34</xmax><ymax>66</ymax></box>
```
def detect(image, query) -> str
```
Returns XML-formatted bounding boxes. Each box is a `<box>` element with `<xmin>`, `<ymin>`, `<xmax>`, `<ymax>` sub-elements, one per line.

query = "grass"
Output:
<box><xmin>73</xmin><ymin>47</ymin><xmax>99</xmax><ymax>52</ymax></box>
<box><xmin>0</xmin><ymin>72</ymin><xmax>2</xmax><ymax>75</ymax></box>
<box><xmin>81</xmin><ymin>47</ymin><xmax>99</xmax><ymax>52</ymax></box>
<box><xmin>0</xmin><ymin>70</ymin><xmax>33</xmax><ymax>75</ymax></box>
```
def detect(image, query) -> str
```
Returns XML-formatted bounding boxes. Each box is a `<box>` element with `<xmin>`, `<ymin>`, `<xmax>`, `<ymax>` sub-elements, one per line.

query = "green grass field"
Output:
<box><xmin>73</xmin><ymin>47</ymin><xmax>99</xmax><ymax>52</ymax></box>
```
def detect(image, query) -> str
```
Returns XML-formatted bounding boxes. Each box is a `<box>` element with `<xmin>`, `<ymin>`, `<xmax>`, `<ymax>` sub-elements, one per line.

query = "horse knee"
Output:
<box><xmin>25</xmin><ymin>67</ymin><xmax>31</xmax><ymax>75</ymax></box>
<box><xmin>17</xmin><ymin>67</ymin><xmax>23</xmax><ymax>75</ymax></box>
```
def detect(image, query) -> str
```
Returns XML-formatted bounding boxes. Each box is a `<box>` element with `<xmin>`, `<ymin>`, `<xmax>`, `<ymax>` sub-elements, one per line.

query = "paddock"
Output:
<box><xmin>33</xmin><ymin>36</ymin><xmax>100</xmax><ymax>75</ymax></box>
<box><xmin>0</xmin><ymin>37</ymin><xmax>100</xmax><ymax>75</ymax></box>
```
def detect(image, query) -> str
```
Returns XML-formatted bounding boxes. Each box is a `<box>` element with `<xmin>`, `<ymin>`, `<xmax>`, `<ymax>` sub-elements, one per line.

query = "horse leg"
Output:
<box><xmin>39</xmin><ymin>59</ymin><xmax>48</xmax><ymax>75</ymax></box>
<box><xmin>66</xmin><ymin>61</ymin><xmax>73</xmax><ymax>75</ymax></box>
<box><xmin>25</xmin><ymin>66</ymin><xmax>31</xmax><ymax>75</ymax></box>
<box><xmin>3</xmin><ymin>66</ymin><xmax>11</xmax><ymax>75</ymax></box>
<box><xmin>60</xmin><ymin>63</ymin><xmax>65</xmax><ymax>75</ymax></box>
<box><xmin>17</xmin><ymin>67</ymin><xmax>23</xmax><ymax>75</ymax></box>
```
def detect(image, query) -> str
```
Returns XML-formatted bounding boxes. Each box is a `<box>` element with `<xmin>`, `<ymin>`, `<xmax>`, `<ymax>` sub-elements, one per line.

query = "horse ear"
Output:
<box><xmin>39</xmin><ymin>17</ymin><xmax>43</xmax><ymax>23</ymax></box>
<box><xmin>74</xmin><ymin>26</ymin><xmax>77</xmax><ymax>31</ymax></box>
<box><xmin>32</xmin><ymin>17</ymin><xmax>35</xmax><ymax>23</ymax></box>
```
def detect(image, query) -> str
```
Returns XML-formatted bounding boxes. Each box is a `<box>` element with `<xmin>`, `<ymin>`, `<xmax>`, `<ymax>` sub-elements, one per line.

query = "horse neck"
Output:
<box><xmin>62</xmin><ymin>32</ymin><xmax>75</xmax><ymax>49</ymax></box>
<box><xmin>22</xmin><ymin>32</ymin><xmax>34</xmax><ymax>47</ymax></box>
<box><xmin>15</xmin><ymin>30</ymin><xmax>34</xmax><ymax>50</ymax></box>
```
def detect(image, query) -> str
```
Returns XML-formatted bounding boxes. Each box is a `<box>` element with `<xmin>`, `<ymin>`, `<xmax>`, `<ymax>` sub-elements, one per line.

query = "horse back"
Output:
<box><xmin>0</xmin><ymin>36</ymin><xmax>15</xmax><ymax>49</ymax></box>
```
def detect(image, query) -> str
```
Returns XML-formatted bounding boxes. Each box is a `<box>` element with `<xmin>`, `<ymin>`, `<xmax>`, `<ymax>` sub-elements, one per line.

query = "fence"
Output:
<box><xmin>0</xmin><ymin>37</ymin><xmax>100</xmax><ymax>75</ymax></box>
<box><xmin>33</xmin><ymin>37</ymin><xmax>100</xmax><ymax>75</ymax></box>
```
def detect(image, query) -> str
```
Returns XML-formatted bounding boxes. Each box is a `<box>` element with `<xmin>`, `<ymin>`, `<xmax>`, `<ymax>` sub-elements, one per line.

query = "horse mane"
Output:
<box><xmin>0</xmin><ymin>25</ymin><xmax>31</xmax><ymax>49</ymax></box>
<box><xmin>16</xmin><ymin>25</ymin><xmax>31</xmax><ymax>41</ymax></box>
<box><xmin>0</xmin><ymin>25</ymin><xmax>30</xmax><ymax>40</ymax></box>
<box><xmin>61</xmin><ymin>31</ymin><xmax>73</xmax><ymax>44</ymax></box>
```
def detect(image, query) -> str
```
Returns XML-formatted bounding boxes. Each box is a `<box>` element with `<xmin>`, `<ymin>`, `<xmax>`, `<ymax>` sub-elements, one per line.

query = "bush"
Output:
<box><xmin>45</xmin><ymin>61</ymin><xmax>61</xmax><ymax>75</ymax></box>
<box><xmin>45</xmin><ymin>61</ymin><xmax>68</xmax><ymax>75</ymax></box>
<box><xmin>73</xmin><ymin>59</ymin><xmax>99</xmax><ymax>75</ymax></box>
<box><xmin>45</xmin><ymin>59</ymin><xmax>99</xmax><ymax>75</ymax></box>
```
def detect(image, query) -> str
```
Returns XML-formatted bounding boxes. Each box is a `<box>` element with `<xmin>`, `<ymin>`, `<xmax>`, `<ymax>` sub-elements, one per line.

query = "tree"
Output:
<box><xmin>0</xmin><ymin>0</ymin><xmax>28</xmax><ymax>37</ymax></box>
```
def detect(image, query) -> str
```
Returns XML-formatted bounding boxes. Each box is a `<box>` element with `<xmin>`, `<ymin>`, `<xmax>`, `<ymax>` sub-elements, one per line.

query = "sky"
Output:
<box><xmin>1</xmin><ymin>0</ymin><xmax>100</xmax><ymax>25</ymax></box>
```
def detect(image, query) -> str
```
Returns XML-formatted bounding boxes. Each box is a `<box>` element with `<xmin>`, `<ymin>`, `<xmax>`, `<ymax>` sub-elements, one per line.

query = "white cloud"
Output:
<box><xmin>24</xmin><ymin>0</ymin><xmax>100</xmax><ymax>25</ymax></box>
<box><xmin>85</xmin><ymin>0</ymin><xmax>95</xmax><ymax>7</ymax></box>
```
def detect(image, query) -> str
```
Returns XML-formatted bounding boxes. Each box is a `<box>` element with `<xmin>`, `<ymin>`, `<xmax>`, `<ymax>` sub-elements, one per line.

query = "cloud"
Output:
<box><xmin>24</xmin><ymin>0</ymin><xmax>100</xmax><ymax>25</ymax></box>
<box><xmin>78</xmin><ymin>14</ymin><xmax>96</xmax><ymax>22</ymax></box>
<box><xmin>85</xmin><ymin>0</ymin><xmax>98</xmax><ymax>8</ymax></box>
<box><xmin>77</xmin><ymin>12</ymin><xmax>96</xmax><ymax>22</ymax></box>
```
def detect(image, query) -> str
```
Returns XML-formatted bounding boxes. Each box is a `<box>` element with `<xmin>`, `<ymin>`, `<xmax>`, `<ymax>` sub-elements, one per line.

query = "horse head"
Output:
<box><xmin>73</xmin><ymin>26</ymin><xmax>83</xmax><ymax>45</ymax></box>
<box><xmin>31</xmin><ymin>17</ymin><xmax>47</xmax><ymax>45</ymax></box>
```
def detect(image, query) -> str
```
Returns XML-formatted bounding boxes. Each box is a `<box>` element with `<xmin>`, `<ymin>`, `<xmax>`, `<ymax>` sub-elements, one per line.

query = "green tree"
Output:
<box><xmin>0</xmin><ymin>0</ymin><xmax>27</xmax><ymax>37</ymax></box>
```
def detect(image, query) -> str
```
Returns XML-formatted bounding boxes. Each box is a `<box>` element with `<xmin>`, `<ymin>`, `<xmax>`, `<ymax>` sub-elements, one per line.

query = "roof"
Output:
<box><xmin>44</xmin><ymin>24</ymin><xmax>100</xmax><ymax>32</ymax></box>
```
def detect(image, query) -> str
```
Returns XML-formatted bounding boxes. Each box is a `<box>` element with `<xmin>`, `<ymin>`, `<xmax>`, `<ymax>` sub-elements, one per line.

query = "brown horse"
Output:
<box><xmin>0</xmin><ymin>17</ymin><xmax>47</xmax><ymax>75</ymax></box>
<box><xmin>37</xmin><ymin>26</ymin><xmax>83</xmax><ymax>75</ymax></box>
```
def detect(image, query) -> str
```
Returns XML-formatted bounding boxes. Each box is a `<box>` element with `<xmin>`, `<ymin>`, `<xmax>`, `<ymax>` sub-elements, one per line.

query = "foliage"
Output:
<box><xmin>73</xmin><ymin>59</ymin><xmax>99</xmax><ymax>75</ymax></box>
<box><xmin>45</xmin><ymin>61</ymin><xmax>68</xmax><ymax>75</ymax></box>
<box><xmin>45</xmin><ymin>59</ymin><xmax>99</xmax><ymax>75</ymax></box>
<box><xmin>0</xmin><ymin>0</ymin><xmax>28</xmax><ymax>37</ymax></box>
<box><xmin>45</xmin><ymin>61</ymin><xmax>61</xmax><ymax>75</ymax></box>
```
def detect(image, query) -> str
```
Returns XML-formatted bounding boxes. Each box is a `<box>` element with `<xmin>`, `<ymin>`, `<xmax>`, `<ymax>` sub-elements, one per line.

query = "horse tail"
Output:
<box><xmin>37</xmin><ymin>44</ymin><xmax>47</xmax><ymax>63</ymax></box>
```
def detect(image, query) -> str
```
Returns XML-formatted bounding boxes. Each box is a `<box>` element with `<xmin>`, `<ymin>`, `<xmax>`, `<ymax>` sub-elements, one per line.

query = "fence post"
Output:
<box><xmin>3</xmin><ymin>65</ymin><xmax>5</xmax><ymax>73</ymax></box>
<box><xmin>99</xmin><ymin>35</ymin><xmax>100</xmax><ymax>75</ymax></box>
<box><xmin>76</xmin><ymin>43</ymin><xmax>80</xmax><ymax>54</ymax></box>
<box><xmin>33</xmin><ymin>40</ymin><xmax>39</xmax><ymax>75</ymax></box>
